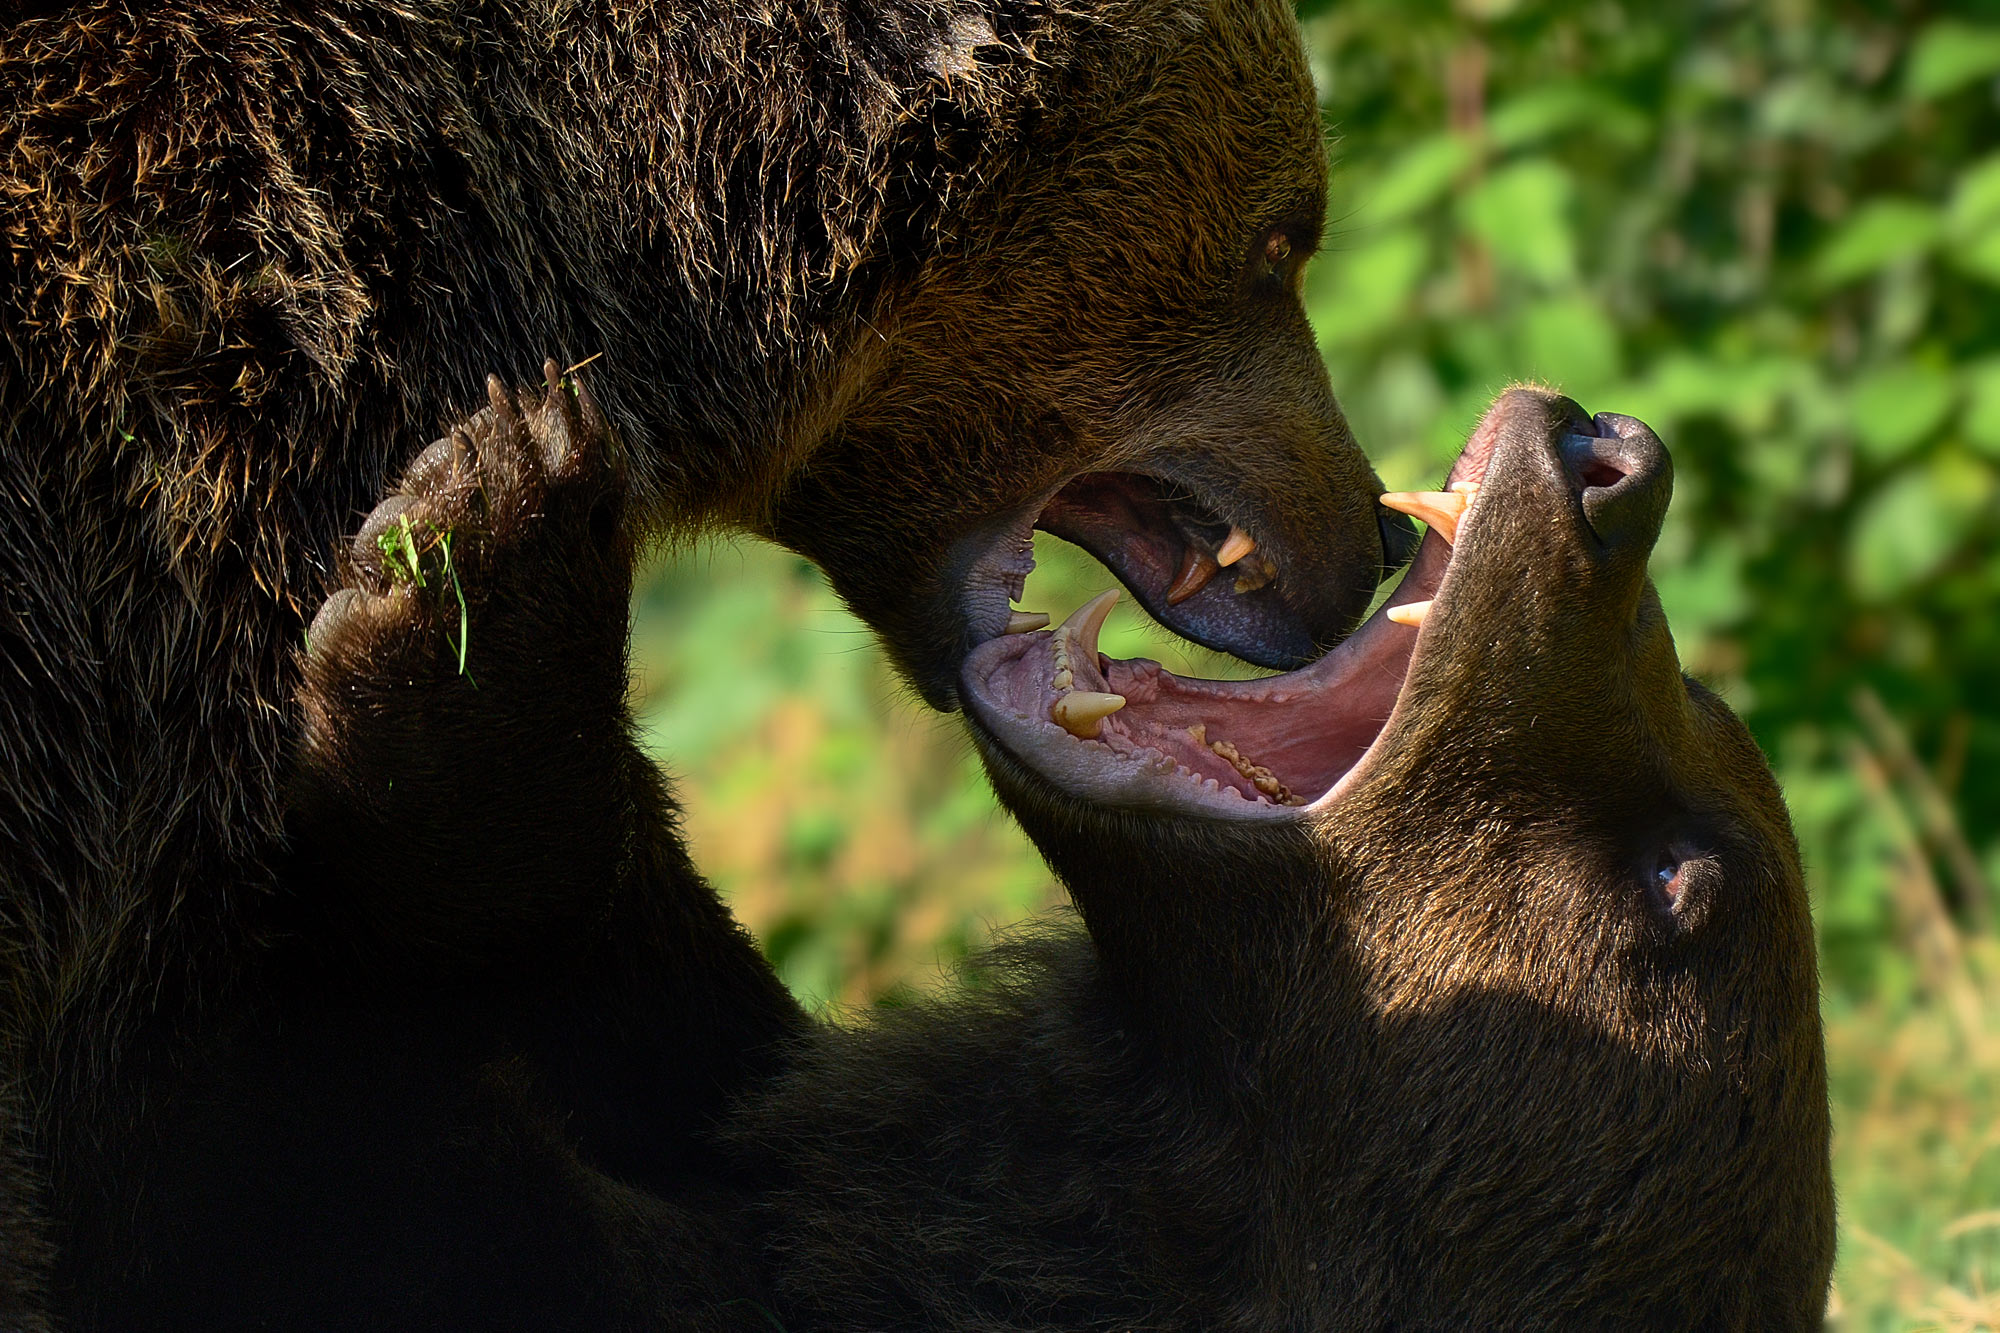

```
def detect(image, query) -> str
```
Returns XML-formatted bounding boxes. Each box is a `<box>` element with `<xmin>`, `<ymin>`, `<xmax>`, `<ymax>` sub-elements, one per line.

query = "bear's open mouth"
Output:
<box><xmin>956</xmin><ymin>471</ymin><xmax>1333</xmax><ymax>673</ymax></box>
<box><xmin>961</xmin><ymin>405</ymin><xmax>1631</xmax><ymax>820</ymax></box>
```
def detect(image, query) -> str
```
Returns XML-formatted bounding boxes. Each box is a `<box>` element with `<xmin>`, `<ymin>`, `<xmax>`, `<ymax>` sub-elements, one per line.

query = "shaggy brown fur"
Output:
<box><xmin>736</xmin><ymin>391</ymin><xmax>1836</xmax><ymax>1328</ymax></box>
<box><xmin>0</xmin><ymin>1078</ymin><xmax>50</xmax><ymax>1333</ymax></box>
<box><xmin>1</xmin><ymin>0</ymin><xmax>1389</xmax><ymax>1321</ymax></box>
<box><xmin>106</xmin><ymin>373</ymin><xmax>781</xmax><ymax>1326</ymax></box>
<box><xmin>278</xmin><ymin>387</ymin><xmax>1832</xmax><ymax>1325</ymax></box>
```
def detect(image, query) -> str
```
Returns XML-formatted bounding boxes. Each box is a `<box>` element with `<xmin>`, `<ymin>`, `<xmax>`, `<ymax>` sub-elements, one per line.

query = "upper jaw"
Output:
<box><xmin>948</xmin><ymin>461</ymin><xmax>1385</xmax><ymax>697</ymax></box>
<box><xmin>960</xmin><ymin>388</ymin><xmax>1674</xmax><ymax>825</ymax></box>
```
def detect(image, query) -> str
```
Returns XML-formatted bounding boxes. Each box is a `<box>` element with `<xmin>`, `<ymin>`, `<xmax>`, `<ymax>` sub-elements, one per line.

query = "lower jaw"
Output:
<box><xmin>959</xmin><ymin>571</ymin><xmax>1430</xmax><ymax>822</ymax></box>
<box><xmin>958</xmin><ymin>483</ymin><xmax>1472</xmax><ymax>824</ymax></box>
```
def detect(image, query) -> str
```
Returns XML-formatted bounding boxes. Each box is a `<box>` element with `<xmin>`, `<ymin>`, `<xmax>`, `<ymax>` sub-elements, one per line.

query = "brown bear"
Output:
<box><xmin>1</xmin><ymin>0</ymin><xmax>1402</xmax><ymax>1322</ymax></box>
<box><xmin>285</xmin><ymin>385</ymin><xmax>1836</xmax><ymax>1324</ymax></box>
<box><xmin>727</xmin><ymin>387</ymin><xmax>1837</xmax><ymax>1327</ymax></box>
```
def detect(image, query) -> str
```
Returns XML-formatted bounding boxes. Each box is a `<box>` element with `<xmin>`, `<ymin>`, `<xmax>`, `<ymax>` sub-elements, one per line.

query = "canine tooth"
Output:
<box><xmin>1450</xmin><ymin>480</ymin><xmax>1481</xmax><ymax>495</ymax></box>
<box><xmin>1378</xmin><ymin>491</ymin><xmax>1468</xmax><ymax>543</ymax></box>
<box><xmin>1386</xmin><ymin>599</ymin><xmax>1432</xmax><ymax>627</ymax></box>
<box><xmin>1166</xmin><ymin>548</ymin><xmax>1220</xmax><ymax>605</ymax></box>
<box><xmin>1006</xmin><ymin>611</ymin><xmax>1050</xmax><ymax>634</ymax></box>
<box><xmin>1216</xmin><ymin>527</ymin><xmax>1257</xmax><ymax>567</ymax></box>
<box><xmin>1052</xmin><ymin>690</ymin><xmax>1125</xmax><ymax>738</ymax></box>
<box><xmin>1058</xmin><ymin>588</ymin><xmax>1120</xmax><ymax>659</ymax></box>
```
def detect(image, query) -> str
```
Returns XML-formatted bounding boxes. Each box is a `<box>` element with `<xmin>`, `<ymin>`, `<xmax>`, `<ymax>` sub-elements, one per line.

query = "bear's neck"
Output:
<box><xmin>468</xmin><ymin>0</ymin><xmax>1074</xmax><ymax>529</ymax></box>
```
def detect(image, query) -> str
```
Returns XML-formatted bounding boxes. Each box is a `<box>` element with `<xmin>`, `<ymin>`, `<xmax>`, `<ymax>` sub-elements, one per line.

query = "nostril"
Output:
<box><xmin>1576</xmin><ymin>458</ymin><xmax>1627</xmax><ymax>490</ymax></box>
<box><xmin>1560</xmin><ymin>434</ymin><xmax>1638</xmax><ymax>496</ymax></box>
<box><xmin>1560</xmin><ymin>422</ymin><xmax>1672</xmax><ymax>552</ymax></box>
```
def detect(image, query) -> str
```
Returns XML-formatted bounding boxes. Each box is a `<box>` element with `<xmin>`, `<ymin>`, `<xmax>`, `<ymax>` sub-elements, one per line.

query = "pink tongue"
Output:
<box><xmin>1087</xmin><ymin>462</ymin><xmax>1470</xmax><ymax>804</ymax></box>
<box><xmin>966</xmin><ymin>438</ymin><xmax>1484</xmax><ymax>815</ymax></box>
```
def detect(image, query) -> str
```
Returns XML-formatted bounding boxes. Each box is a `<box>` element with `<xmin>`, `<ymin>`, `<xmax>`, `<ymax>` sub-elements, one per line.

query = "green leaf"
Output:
<box><xmin>1487</xmin><ymin>83</ymin><xmax>1648</xmax><ymax>152</ymax></box>
<box><xmin>1946</xmin><ymin>155</ymin><xmax>2000</xmax><ymax>238</ymax></box>
<box><xmin>1944</xmin><ymin>155</ymin><xmax>2000</xmax><ymax>284</ymax></box>
<box><xmin>1653</xmin><ymin>537</ymin><xmax>1749</xmax><ymax>645</ymax></box>
<box><xmin>1947</xmin><ymin>229</ymin><xmax>2000</xmax><ymax>286</ymax></box>
<box><xmin>1960</xmin><ymin>359</ymin><xmax>2000</xmax><ymax>459</ymax></box>
<box><xmin>1618</xmin><ymin>353</ymin><xmax>1818</xmax><ymax>440</ymax></box>
<box><xmin>1517</xmin><ymin>296</ymin><xmax>1623</xmax><ymax>397</ymax></box>
<box><xmin>1848</xmin><ymin>362</ymin><xmax>1957</xmax><ymax>462</ymax></box>
<box><xmin>1459</xmin><ymin>158</ymin><xmax>1577</xmax><ymax>286</ymax></box>
<box><xmin>1760</xmin><ymin>74</ymin><xmax>1894</xmax><ymax>152</ymax></box>
<box><xmin>1623</xmin><ymin>352</ymin><xmax>1735</xmax><ymax>424</ymax></box>
<box><xmin>1811</xmin><ymin>199</ymin><xmax>1939</xmax><ymax>288</ymax></box>
<box><xmin>1904</xmin><ymin>20</ymin><xmax>2000</xmax><ymax>101</ymax></box>
<box><xmin>1309</xmin><ymin>228</ymin><xmax>1429</xmax><ymax>347</ymax></box>
<box><xmin>1362</xmin><ymin>134</ymin><xmax>1475</xmax><ymax>225</ymax></box>
<box><xmin>1847</xmin><ymin>453</ymin><xmax>1994</xmax><ymax>599</ymax></box>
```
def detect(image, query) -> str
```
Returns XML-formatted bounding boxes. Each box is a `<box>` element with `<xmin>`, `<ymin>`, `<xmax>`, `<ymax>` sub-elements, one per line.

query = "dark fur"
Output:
<box><xmin>735</xmin><ymin>391</ymin><xmax>1835</xmax><ymax>1328</ymax></box>
<box><xmin>289</xmin><ymin>387</ymin><xmax>1833</xmax><ymax>1326</ymax></box>
<box><xmin>107</xmin><ymin>375</ymin><xmax>783</xmax><ymax>1326</ymax></box>
<box><xmin>0</xmin><ymin>0</ymin><xmax>1385</xmax><ymax>1320</ymax></box>
<box><xmin>0</xmin><ymin>1078</ymin><xmax>50</xmax><ymax>1333</ymax></box>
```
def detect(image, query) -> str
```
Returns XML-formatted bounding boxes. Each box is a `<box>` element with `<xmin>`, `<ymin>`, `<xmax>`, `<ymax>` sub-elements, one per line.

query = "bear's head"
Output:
<box><xmin>958</xmin><ymin>387</ymin><xmax>1836</xmax><ymax>1325</ymax></box>
<box><xmin>763</xmin><ymin>0</ymin><xmax>1400</xmax><ymax>708</ymax></box>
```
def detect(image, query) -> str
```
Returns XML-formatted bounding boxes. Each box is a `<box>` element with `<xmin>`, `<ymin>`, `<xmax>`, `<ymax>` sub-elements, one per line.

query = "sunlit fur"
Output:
<box><xmin>0</xmin><ymin>0</ymin><xmax>1381</xmax><ymax>1322</ymax></box>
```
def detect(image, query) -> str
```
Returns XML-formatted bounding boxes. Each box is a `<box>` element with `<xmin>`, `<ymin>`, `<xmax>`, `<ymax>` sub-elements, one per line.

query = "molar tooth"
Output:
<box><xmin>1232</xmin><ymin>553</ymin><xmax>1277</xmax><ymax>594</ymax></box>
<box><xmin>1166</xmin><ymin>548</ymin><xmax>1220</xmax><ymax>605</ymax></box>
<box><xmin>1378</xmin><ymin>491</ymin><xmax>1469</xmax><ymax>543</ymax></box>
<box><xmin>1450</xmin><ymin>480</ymin><xmax>1481</xmax><ymax>495</ymax></box>
<box><xmin>1386</xmin><ymin>599</ymin><xmax>1432</xmax><ymax>627</ymax></box>
<box><xmin>1052</xmin><ymin>668</ymin><xmax>1073</xmax><ymax>692</ymax></box>
<box><xmin>1215</xmin><ymin>526</ymin><xmax>1257</xmax><ymax>568</ymax></box>
<box><xmin>1202</xmin><ymin>734</ymin><xmax>1297</xmax><ymax>803</ymax></box>
<box><xmin>1006</xmin><ymin>611</ymin><xmax>1051</xmax><ymax>634</ymax></box>
<box><xmin>1052</xmin><ymin>690</ymin><xmax>1125</xmax><ymax>738</ymax></box>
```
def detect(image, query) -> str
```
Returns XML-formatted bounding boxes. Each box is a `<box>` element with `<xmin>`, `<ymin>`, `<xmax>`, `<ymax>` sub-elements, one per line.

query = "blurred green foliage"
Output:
<box><xmin>1298</xmin><ymin>0</ymin><xmax>2000</xmax><ymax>1009</ymax></box>
<box><xmin>633</xmin><ymin>2</ymin><xmax>2000</xmax><ymax>1325</ymax></box>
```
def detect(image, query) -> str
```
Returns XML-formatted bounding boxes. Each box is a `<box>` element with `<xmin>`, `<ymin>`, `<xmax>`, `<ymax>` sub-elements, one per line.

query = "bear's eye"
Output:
<box><xmin>1251</xmin><ymin>228</ymin><xmax>1304</xmax><ymax>291</ymax></box>
<box><xmin>1652</xmin><ymin>852</ymin><xmax>1683</xmax><ymax>906</ymax></box>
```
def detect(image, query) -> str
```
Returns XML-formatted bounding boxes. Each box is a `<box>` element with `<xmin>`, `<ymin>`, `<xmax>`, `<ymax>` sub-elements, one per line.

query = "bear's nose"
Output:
<box><xmin>1562</xmin><ymin>414</ymin><xmax>1672</xmax><ymax>554</ymax></box>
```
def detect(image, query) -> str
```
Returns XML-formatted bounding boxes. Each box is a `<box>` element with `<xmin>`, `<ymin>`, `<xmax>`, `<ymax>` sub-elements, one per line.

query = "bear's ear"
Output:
<box><xmin>923</xmin><ymin>13</ymin><xmax>1000</xmax><ymax>82</ymax></box>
